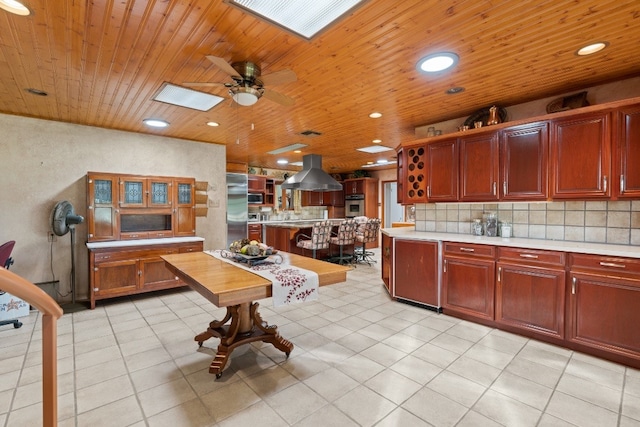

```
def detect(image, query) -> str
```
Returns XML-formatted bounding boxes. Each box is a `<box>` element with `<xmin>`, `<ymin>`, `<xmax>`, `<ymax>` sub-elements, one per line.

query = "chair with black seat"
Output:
<box><xmin>355</xmin><ymin>218</ymin><xmax>381</xmax><ymax>265</ymax></box>
<box><xmin>329</xmin><ymin>218</ymin><xmax>358</xmax><ymax>265</ymax></box>
<box><xmin>295</xmin><ymin>221</ymin><xmax>332</xmax><ymax>259</ymax></box>
<box><xmin>0</xmin><ymin>240</ymin><xmax>22</xmax><ymax>329</ymax></box>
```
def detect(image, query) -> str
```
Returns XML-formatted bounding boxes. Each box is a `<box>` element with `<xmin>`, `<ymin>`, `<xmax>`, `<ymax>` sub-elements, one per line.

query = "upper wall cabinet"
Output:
<box><xmin>427</xmin><ymin>139</ymin><xmax>458</xmax><ymax>202</ymax></box>
<box><xmin>459</xmin><ymin>131</ymin><xmax>500</xmax><ymax>202</ymax></box>
<box><xmin>398</xmin><ymin>144</ymin><xmax>427</xmax><ymax>204</ymax></box>
<box><xmin>500</xmin><ymin>122</ymin><xmax>548</xmax><ymax>200</ymax></box>
<box><xmin>550</xmin><ymin>111</ymin><xmax>611</xmax><ymax>199</ymax></box>
<box><xmin>119</xmin><ymin>176</ymin><xmax>173</xmax><ymax>208</ymax></box>
<box><xmin>616</xmin><ymin>105</ymin><xmax>640</xmax><ymax>198</ymax></box>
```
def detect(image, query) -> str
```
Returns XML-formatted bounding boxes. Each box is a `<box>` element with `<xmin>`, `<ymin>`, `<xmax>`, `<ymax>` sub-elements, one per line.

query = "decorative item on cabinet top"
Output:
<box><xmin>546</xmin><ymin>91</ymin><xmax>589</xmax><ymax>113</ymax></box>
<box><xmin>464</xmin><ymin>105</ymin><xmax>507</xmax><ymax>128</ymax></box>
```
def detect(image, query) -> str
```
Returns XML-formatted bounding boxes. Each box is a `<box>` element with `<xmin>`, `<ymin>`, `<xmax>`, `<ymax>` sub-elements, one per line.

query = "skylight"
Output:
<box><xmin>227</xmin><ymin>0</ymin><xmax>368</xmax><ymax>39</ymax></box>
<box><xmin>152</xmin><ymin>83</ymin><xmax>224</xmax><ymax>112</ymax></box>
<box><xmin>357</xmin><ymin>145</ymin><xmax>393</xmax><ymax>153</ymax></box>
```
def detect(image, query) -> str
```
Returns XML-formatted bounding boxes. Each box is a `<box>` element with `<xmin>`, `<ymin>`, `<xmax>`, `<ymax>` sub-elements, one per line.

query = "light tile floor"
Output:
<box><xmin>2</xmin><ymin>249</ymin><xmax>640</xmax><ymax>426</ymax></box>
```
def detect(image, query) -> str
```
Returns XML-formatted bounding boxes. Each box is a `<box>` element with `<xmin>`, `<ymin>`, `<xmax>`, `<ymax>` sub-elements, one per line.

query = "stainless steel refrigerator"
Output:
<box><xmin>226</xmin><ymin>173</ymin><xmax>248</xmax><ymax>247</ymax></box>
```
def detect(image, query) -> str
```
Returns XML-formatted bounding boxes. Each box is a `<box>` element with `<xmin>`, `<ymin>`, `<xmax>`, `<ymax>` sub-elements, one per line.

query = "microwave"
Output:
<box><xmin>248</xmin><ymin>193</ymin><xmax>263</xmax><ymax>204</ymax></box>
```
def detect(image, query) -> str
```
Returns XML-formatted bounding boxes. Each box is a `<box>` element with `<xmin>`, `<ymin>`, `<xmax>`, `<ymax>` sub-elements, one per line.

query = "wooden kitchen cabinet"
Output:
<box><xmin>87</xmin><ymin>173</ymin><xmax>120</xmax><ymax>241</ymax></box>
<box><xmin>459</xmin><ymin>131</ymin><xmax>500</xmax><ymax>201</ymax></box>
<box><xmin>89</xmin><ymin>240</ymin><xmax>203</xmax><ymax>309</ymax></box>
<box><xmin>173</xmin><ymin>178</ymin><xmax>195</xmax><ymax>236</ymax></box>
<box><xmin>550</xmin><ymin>111</ymin><xmax>611</xmax><ymax>199</ymax></box>
<box><xmin>615</xmin><ymin>105</ymin><xmax>640</xmax><ymax>198</ymax></box>
<box><xmin>248</xmin><ymin>223</ymin><xmax>263</xmax><ymax>242</ymax></box>
<box><xmin>496</xmin><ymin>247</ymin><xmax>565</xmax><ymax>340</ymax></box>
<box><xmin>442</xmin><ymin>242</ymin><xmax>495</xmax><ymax>321</ymax></box>
<box><xmin>381</xmin><ymin>233</ymin><xmax>393</xmax><ymax>295</ymax></box>
<box><xmin>394</xmin><ymin>239</ymin><xmax>439</xmax><ymax>308</ymax></box>
<box><xmin>119</xmin><ymin>175</ymin><xmax>173</xmax><ymax>208</ymax></box>
<box><xmin>500</xmin><ymin>122</ymin><xmax>548</xmax><ymax>200</ymax></box>
<box><xmin>567</xmin><ymin>253</ymin><xmax>640</xmax><ymax>364</ymax></box>
<box><xmin>301</xmin><ymin>191</ymin><xmax>326</xmax><ymax>206</ymax></box>
<box><xmin>248</xmin><ymin>175</ymin><xmax>266</xmax><ymax>191</ymax></box>
<box><xmin>343</xmin><ymin>179</ymin><xmax>365</xmax><ymax>195</ymax></box>
<box><xmin>427</xmin><ymin>139</ymin><xmax>458</xmax><ymax>202</ymax></box>
<box><xmin>398</xmin><ymin>144</ymin><xmax>427</xmax><ymax>204</ymax></box>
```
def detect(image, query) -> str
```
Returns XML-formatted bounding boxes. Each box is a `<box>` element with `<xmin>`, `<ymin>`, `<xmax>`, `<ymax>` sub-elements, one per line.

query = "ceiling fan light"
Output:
<box><xmin>231</xmin><ymin>87</ymin><xmax>261</xmax><ymax>106</ymax></box>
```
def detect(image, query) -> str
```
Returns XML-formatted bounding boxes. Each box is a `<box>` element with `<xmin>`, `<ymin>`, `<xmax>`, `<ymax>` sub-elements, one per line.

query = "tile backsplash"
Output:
<box><xmin>414</xmin><ymin>201</ymin><xmax>640</xmax><ymax>245</ymax></box>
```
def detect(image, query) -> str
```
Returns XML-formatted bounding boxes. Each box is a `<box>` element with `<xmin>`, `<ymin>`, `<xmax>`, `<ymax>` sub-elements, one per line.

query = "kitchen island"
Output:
<box><xmin>263</xmin><ymin>219</ymin><xmax>346</xmax><ymax>258</ymax></box>
<box><xmin>381</xmin><ymin>227</ymin><xmax>640</xmax><ymax>369</ymax></box>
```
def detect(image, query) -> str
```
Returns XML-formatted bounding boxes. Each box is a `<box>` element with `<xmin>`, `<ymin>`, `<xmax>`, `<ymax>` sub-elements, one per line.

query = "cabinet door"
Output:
<box><xmin>568</xmin><ymin>272</ymin><xmax>640</xmax><ymax>359</ymax></box>
<box><xmin>501</xmin><ymin>123</ymin><xmax>548</xmax><ymax>200</ymax></box>
<box><xmin>616</xmin><ymin>105</ymin><xmax>640</xmax><ymax>198</ymax></box>
<box><xmin>394</xmin><ymin>240</ymin><xmax>439</xmax><ymax>307</ymax></box>
<box><xmin>173</xmin><ymin>178</ymin><xmax>195</xmax><ymax>236</ymax></box>
<box><xmin>301</xmin><ymin>191</ymin><xmax>323</xmax><ymax>206</ymax></box>
<box><xmin>496</xmin><ymin>262</ymin><xmax>565</xmax><ymax>339</ymax></box>
<box><xmin>248</xmin><ymin>175</ymin><xmax>266</xmax><ymax>191</ymax></box>
<box><xmin>140</xmin><ymin>256</ymin><xmax>180</xmax><ymax>290</ymax></box>
<box><xmin>381</xmin><ymin>234</ymin><xmax>393</xmax><ymax>294</ymax></box>
<box><xmin>87</xmin><ymin>173</ymin><xmax>119</xmax><ymax>241</ymax></box>
<box><xmin>442</xmin><ymin>255</ymin><xmax>495</xmax><ymax>320</ymax></box>
<box><xmin>330</xmin><ymin>189</ymin><xmax>345</xmax><ymax>207</ymax></box>
<box><xmin>344</xmin><ymin>180</ymin><xmax>364</xmax><ymax>194</ymax></box>
<box><xmin>402</xmin><ymin>145</ymin><xmax>428</xmax><ymax>204</ymax></box>
<box><xmin>550</xmin><ymin>112</ymin><xmax>611</xmax><ymax>199</ymax></box>
<box><xmin>248</xmin><ymin>224</ymin><xmax>262</xmax><ymax>242</ymax></box>
<box><xmin>427</xmin><ymin>139</ymin><xmax>458</xmax><ymax>202</ymax></box>
<box><xmin>93</xmin><ymin>259</ymin><xmax>138</xmax><ymax>297</ymax></box>
<box><xmin>459</xmin><ymin>131</ymin><xmax>500</xmax><ymax>201</ymax></box>
<box><xmin>396</xmin><ymin>147</ymin><xmax>405</xmax><ymax>204</ymax></box>
<box><xmin>148</xmin><ymin>178</ymin><xmax>172</xmax><ymax>208</ymax></box>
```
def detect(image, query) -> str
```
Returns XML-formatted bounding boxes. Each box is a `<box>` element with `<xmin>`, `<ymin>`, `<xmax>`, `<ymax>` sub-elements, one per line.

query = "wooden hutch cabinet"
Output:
<box><xmin>86</xmin><ymin>172</ymin><xmax>202</xmax><ymax>309</ymax></box>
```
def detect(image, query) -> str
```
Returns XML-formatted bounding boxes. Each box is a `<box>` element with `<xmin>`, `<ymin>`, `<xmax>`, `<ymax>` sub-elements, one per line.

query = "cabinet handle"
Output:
<box><xmin>497</xmin><ymin>266</ymin><xmax>501</xmax><ymax>282</ymax></box>
<box><xmin>519</xmin><ymin>254</ymin><xmax>539</xmax><ymax>259</ymax></box>
<box><xmin>384</xmin><ymin>247</ymin><xmax>390</xmax><ymax>257</ymax></box>
<box><xmin>427</xmin><ymin>185</ymin><xmax>431</xmax><ymax>198</ymax></box>
<box><xmin>503</xmin><ymin>181</ymin><xmax>507</xmax><ymax>195</ymax></box>
<box><xmin>493</xmin><ymin>182</ymin><xmax>497</xmax><ymax>196</ymax></box>
<box><xmin>572</xmin><ymin>277</ymin><xmax>576</xmax><ymax>294</ymax></box>
<box><xmin>94</xmin><ymin>287</ymin><xmax>99</xmax><ymax>292</ymax></box>
<box><xmin>620</xmin><ymin>175</ymin><xmax>625</xmax><ymax>194</ymax></box>
<box><xmin>443</xmin><ymin>259</ymin><xmax>447</xmax><ymax>273</ymax></box>
<box><xmin>599</xmin><ymin>261</ymin><xmax>626</xmax><ymax>269</ymax></box>
<box><xmin>138</xmin><ymin>270</ymin><xmax>142</xmax><ymax>276</ymax></box>
<box><xmin>460</xmin><ymin>247</ymin><xmax>475</xmax><ymax>252</ymax></box>
<box><xmin>603</xmin><ymin>175</ymin><xmax>608</xmax><ymax>193</ymax></box>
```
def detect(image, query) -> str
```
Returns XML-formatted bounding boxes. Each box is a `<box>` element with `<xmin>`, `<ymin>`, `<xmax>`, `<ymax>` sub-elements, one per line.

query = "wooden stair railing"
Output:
<box><xmin>0</xmin><ymin>267</ymin><xmax>63</xmax><ymax>427</ymax></box>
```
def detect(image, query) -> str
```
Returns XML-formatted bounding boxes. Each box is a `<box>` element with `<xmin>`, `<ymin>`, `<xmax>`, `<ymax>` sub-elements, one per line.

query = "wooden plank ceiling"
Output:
<box><xmin>0</xmin><ymin>0</ymin><xmax>638</xmax><ymax>173</ymax></box>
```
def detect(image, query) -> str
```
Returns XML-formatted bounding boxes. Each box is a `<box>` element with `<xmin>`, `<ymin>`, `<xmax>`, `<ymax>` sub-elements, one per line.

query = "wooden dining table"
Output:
<box><xmin>161</xmin><ymin>251</ymin><xmax>349</xmax><ymax>378</ymax></box>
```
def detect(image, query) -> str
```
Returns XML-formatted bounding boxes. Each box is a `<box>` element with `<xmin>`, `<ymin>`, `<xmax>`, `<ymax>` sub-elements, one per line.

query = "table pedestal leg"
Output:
<box><xmin>195</xmin><ymin>302</ymin><xmax>294</xmax><ymax>378</ymax></box>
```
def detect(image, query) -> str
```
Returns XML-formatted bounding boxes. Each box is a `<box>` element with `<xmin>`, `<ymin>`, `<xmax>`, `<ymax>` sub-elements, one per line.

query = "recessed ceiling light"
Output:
<box><xmin>0</xmin><ymin>0</ymin><xmax>30</xmax><ymax>15</ymax></box>
<box><xmin>416</xmin><ymin>52</ymin><xmax>459</xmax><ymax>73</ymax></box>
<box><xmin>293</xmin><ymin>150</ymin><xmax>302</xmax><ymax>153</ymax></box>
<box><xmin>206</xmin><ymin>121</ymin><xmax>219</xmax><ymax>127</ymax></box>
<box><xmin>143</xmin><ymin>119</ymin><xmax>169</xmax><ymax>128</ymax></box>
<box><xmin>372</xmin><ymin>139</ymin><xmax>382</xmax><ymax>143</ymax></box>
<box><xmin>376</xmin><ymin>159</ymin><xmax>389</xmax><ymax>164</ymax></box>
<box><xmin>369</xmin><ymin>112</ymin><xmax>382</xmax><ymax>118</ymax></box>
<box><xmin>446</xmin><ymin>86</ymin><xmax>465</xmax><ymax>94</ymax></box>
<box><xmin>277</xmin><ymin>159</ymin><xmax>289</xmax><ymax>164</ymax></box>
<box><xmin>576</xmin><ymin>42</ymin><xmax>609</xmax><ymax>56</ymax></box>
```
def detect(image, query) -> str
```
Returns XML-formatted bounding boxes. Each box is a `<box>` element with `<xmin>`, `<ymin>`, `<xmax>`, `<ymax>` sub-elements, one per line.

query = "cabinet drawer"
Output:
<box><xmin>498</xmin><ymin>247</ymin><xmax>565</xmax><ymax>266</ymax></box>
<box><xmin>179</xmin><ymin>243</ymin><xmax>203</xmax><ymax>253</ymax></box>
<box><xmin>571</xmin><ymin>253</ymin><xmax>640</xmax><ymax>276</ymax></box>
<box><xmin>120</xmin><ymin>232</ymin><xmax>150</xmax><ymax>240</ymax></box>
<box><xmin>444</xmin><ymin>242</ymin><xmax>495</xmax><ymax>258</ymax></box>
<box><xmin>148</xmin><ymin>231</ymin><xmax>173</xmax><ymax>239</ymax></box>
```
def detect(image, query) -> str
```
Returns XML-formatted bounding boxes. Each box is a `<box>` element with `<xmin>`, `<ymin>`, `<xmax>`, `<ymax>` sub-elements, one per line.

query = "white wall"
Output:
<box><xmin>0</xmin><ymin>114</ymin><xmax>227</xmax><ymax>301</ymax></box>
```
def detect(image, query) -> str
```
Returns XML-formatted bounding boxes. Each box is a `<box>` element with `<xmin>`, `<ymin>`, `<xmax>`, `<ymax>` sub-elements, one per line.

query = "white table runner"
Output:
<box><xmin>206</xmin><ymin>250</ymin><xmax>319</xmax><ymax>307</ymax></box>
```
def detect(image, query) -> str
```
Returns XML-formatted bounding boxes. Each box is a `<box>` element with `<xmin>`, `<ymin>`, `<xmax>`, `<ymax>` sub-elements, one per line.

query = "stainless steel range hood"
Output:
<box><xmin>281</xmin><ymin>154</ymin><xmax>342</xmax><ymax>191</ymax></box>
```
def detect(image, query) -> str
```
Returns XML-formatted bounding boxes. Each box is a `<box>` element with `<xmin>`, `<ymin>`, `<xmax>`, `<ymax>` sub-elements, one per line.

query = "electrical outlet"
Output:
<box><xmin>48</xmin><ymin>232</ymin><xmax>56</xmax><ymax>242</ymax></box>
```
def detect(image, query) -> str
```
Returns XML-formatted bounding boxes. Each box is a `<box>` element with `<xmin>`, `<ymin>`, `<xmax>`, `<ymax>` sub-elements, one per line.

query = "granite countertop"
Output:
<box><xmin>381</xmin><ymin>228</ymin><xmax>640</xmax><ymax>259</ymax></box>
<box><xmin>86</xmin><ymin>236</ymin><xmax>204</xmax><ymax>249</ymax></box>
<box><xmin>262</xmin><ymin>219</ymin><xmax>345</xmax><ymax>228</ymax></box>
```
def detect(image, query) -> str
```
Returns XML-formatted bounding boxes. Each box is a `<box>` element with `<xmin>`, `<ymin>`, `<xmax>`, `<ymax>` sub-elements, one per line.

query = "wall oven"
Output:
<box><xmin>345</xmin><ymin>194</ymin><xmax>365</xmax><ymax>218</ymax></box>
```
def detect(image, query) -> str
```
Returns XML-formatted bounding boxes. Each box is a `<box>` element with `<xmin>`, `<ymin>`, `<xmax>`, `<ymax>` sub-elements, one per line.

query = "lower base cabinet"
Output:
<box><xmin>442</xmin><ymin>242</ymin><xmax>495</xmax><ymax>321</ymax></box>
<box><xmin>89</xmin><ymin>240</ymin><xmax>203</xmax><ymax>309</ymax></box>
<box><xmin>394</xmin><ymin>239</ymin><xmax>439</xmax><ymax>307</ymax></box>
<box><xmin>568</xmin><ymin>254</ymin><xmax>640</xmax><ymax>362</ymax></box>
<box><xmin>496</xmin><ymin>247</ymin><xmax>566</xmax><ymax>340</ymax></box>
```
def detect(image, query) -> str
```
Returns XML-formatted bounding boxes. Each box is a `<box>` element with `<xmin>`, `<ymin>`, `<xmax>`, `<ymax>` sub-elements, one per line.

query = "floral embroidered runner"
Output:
<box><xmin>206</xmin><ymin>250</ymin><xmax>319</xmax><ymax>307</ymax></box>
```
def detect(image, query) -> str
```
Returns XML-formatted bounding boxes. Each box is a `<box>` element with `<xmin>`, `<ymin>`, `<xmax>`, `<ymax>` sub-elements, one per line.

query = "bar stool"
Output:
<box><xmin>329</xmin><ymin>219</ymin><xmax>357</xmax><ymax>265</ymax></box>
<box><xmin>355</xmin><ymin>218</ymin><xmax>381</xmax><ymax>265</ymax></box>
<box><xmin>295</xmin><ymin>221</ymin><xmax>332</xmax><ymax>259</ymax></box>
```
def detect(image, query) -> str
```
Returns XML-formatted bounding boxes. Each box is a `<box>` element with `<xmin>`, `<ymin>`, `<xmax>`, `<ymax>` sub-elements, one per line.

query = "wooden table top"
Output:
<box><xmin>161</xmin><ymin>251</ymin><xmax>350</xmax><ymax>307</ymax></box>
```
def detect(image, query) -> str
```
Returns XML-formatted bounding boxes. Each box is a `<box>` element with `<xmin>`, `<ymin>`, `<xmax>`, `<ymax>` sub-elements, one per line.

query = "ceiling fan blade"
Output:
<box><xmin>260</xmin><ymin>69</ymin><xmax>297</xmax><ymax>86</ymax></box>
<box><xmin>262</xmin><ymin>88</ymin><xmax>295</xmax><ymax>106</ymax></box>
<box><xmin>205</xmin><ymin>55</ymin><xmax>241</xmax><ymax>78</ymax></box>
<box><xmin>183</xmin><ymin>82</ymin><xmax>227</xmax><ymax>87</ymax></box>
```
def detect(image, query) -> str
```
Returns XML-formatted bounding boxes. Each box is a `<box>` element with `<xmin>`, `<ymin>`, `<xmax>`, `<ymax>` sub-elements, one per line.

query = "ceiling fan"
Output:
<box><xmin>184</xmin><ymin>55</ymin><xmax>296</xmax><ymax>107</ymax></box>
